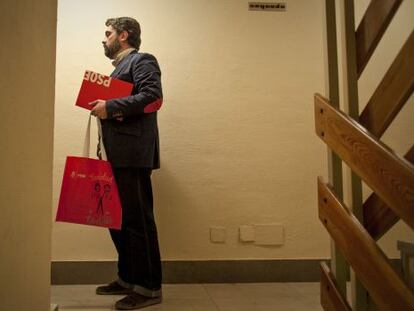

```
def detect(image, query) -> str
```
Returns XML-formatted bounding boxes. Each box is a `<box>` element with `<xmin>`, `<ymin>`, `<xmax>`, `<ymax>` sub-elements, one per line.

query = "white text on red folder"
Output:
<box><xmin>84</xmin><ymin>70</ymin><xmax>112</xmax><ymax>88</ymax></box>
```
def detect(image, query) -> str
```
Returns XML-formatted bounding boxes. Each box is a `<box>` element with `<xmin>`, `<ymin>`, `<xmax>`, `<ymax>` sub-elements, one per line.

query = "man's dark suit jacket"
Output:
<box><xmin>101</xmin><ymin>50</ymin><xmax>162</xmax><ymax>169</ymax></box>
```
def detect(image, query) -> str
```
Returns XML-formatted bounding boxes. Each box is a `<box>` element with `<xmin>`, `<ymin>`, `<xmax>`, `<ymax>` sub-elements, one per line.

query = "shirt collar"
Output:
<box><xmin>112</xmin><ymin>47</ymin><xmax>136</xmax><ymax>67</ymax></box>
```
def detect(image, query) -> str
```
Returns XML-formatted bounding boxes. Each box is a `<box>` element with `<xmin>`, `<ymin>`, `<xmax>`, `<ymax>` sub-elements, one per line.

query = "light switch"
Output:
<box><xmin>210</xmin><ymin>226</ymin><xmax>226</xmax><ymax>243</ymax></box>
<box><xmin>239</xmin><ymin>225</ymin><xmax>255</xmax><ymax>242</ymax></box>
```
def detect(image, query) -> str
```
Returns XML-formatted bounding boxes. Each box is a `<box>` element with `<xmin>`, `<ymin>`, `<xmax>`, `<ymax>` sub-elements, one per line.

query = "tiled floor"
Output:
<box><xmin>51</xmin><ymin>283</ymin><xmax>323</xmax><ymax>311</ymax></box>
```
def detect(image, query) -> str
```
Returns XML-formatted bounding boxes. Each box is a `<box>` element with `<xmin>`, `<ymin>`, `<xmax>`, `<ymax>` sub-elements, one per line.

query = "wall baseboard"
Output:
<box><xmin>52</xmin><ymin>259</ymin><xmax>326</xmax><ymax>284</ymax></box>
<box><xmin>51</xmin><ymin>259</ymin><xmax>401</xmax><ymax>285</ymax></box>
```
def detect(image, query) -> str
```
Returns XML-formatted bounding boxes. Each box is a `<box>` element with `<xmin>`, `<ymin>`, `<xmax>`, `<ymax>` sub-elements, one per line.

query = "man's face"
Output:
<box><xmin>102</xmin><ymin>26</ymin><xmax>121</xmax><ymax>59</ymax></box>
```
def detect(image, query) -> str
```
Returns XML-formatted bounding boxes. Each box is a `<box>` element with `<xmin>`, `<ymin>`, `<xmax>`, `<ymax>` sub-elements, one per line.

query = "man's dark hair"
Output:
<box><xmin>105</xmin><ymin>17</ymin><xmax>141</xmax><ymax>50</ymax></box>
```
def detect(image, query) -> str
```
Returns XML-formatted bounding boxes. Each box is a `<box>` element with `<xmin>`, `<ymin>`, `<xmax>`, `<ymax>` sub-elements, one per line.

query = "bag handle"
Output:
<box><xmin>82</xmin><ymin>114</ymin><xmax>108</xmax><ymax>160</ymax></box>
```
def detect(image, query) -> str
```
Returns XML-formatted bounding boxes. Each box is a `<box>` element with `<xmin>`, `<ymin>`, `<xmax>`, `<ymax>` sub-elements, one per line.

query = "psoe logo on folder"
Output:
<box><xmin>84</xmin><ymin>70</ymin><xmax>112</xmax><ymax>88</ymax></box>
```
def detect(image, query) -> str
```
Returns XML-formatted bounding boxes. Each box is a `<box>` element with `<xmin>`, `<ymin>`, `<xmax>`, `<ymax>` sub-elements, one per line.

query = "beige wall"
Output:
<box><xmin>0</xmin><ymin>0</ymin><xmax>57</xmax><ymax>310</ymax></box>
<box><xmin>52</xmin><ymin>0</ymin><xmax>414</xmax><ymax>262</ymax></box>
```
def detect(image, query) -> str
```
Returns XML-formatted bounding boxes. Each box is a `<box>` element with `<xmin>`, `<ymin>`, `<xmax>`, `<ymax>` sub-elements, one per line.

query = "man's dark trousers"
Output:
<box><xmin>109</xmin><ymin>167</ymin><xmax>162</xmax><ymax>297</ymax></box>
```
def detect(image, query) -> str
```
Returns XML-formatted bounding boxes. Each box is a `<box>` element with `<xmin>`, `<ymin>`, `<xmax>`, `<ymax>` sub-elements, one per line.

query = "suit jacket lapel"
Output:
<box><xmin>110</xmin><ymin>50</ymin><xmax>138</xmax><ymax>78</ymax></box>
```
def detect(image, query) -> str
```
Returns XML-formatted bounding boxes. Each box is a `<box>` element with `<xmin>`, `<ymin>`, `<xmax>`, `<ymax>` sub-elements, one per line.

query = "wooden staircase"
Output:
<box><xmin>316</xmin><ymin>0</ymin><xmax>414</xmax><ymax>310</ymax></box>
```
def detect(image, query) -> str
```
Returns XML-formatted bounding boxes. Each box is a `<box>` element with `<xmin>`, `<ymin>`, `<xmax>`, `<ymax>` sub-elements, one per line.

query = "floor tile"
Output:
<box><xmin>203</xmin><ymin>284</ymin><xmax>255</xmax><ymax>302</ymax></box>
<box><xmin>162</xmin><ymin>284</ymin><xmax>211</xmax><ymax>299</ymax></box>
<box><xmin>143</xmin><ymin>298</ymin><xmax>218</xmax><ymax>311</ymax></box>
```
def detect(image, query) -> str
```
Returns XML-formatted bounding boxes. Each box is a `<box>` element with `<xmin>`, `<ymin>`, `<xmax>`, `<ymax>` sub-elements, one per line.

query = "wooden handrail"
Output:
<box><xmin>356</xmin><ymin>0</ymin><xmax>402</xmax><ymax>77</ymax></box>
<box><xmin>359</xmin><ymin>30</ymin><xmax>414</xmax><ymax>137</ymax></box>
<box><xmin>320</xmin><ymin>262</ymin><xmax>352</xmax><ymax>311</ymax></box>
<box><xmin>364</xmin><ymin>145</ymin><xmax>414</xmax><ymax>240</ymax></box>
<box><xmin>318</xmin><ymin>177</ymin><xmax>414</xmax><ymax>310</ymax></box>
<box><xmin>315</xmin><ymin>93</ymin><xmax>414</xmax><ymax>230</ymax></box>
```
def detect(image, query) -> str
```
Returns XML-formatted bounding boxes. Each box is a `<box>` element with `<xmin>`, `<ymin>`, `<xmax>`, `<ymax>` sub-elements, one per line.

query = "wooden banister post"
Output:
<box><xmin>322</xmin><ymin>0</ymin><xmax>348</xmax><ymax>300</ymax></box>
<box><xmin>339</xmin><ymin>0</ymin><xmax>369</xmax><ymax>309</ymax></box>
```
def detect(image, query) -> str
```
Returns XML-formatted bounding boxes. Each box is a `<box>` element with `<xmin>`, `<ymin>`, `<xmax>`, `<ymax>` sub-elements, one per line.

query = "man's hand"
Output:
<box><xmin>89</xmin><ymin>99</ymin><xmax>108</xmax><ymax>119</ymax></box>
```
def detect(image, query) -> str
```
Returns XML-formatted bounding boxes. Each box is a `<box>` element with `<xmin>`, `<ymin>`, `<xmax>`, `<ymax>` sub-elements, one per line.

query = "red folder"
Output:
<box><xmin>76</xmin><ymin>70</ymin><xmax>133</xmax><ymax>110</ymax></box>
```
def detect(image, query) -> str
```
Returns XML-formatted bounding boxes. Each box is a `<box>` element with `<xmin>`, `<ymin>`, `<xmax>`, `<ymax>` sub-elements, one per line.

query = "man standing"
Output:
<box><xmin>89</xmin><ymin>17</ymin><xmax>163</xmax><ymax>310</ymax></box>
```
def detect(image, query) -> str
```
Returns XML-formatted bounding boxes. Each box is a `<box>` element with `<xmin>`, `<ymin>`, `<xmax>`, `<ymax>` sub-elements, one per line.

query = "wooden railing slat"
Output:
<box><xmin>364</xmin><ymin>145</ymin><xmax>414</xmax><ymax>240</ymax></box>
<box><xmin>359</xmin><ymin>30</ymin><xmax>414</xmax><ymax>137</ymax></box>
<box><xmin>356</xmin><ymin>0</ymin><xmax>402</xmax><ymax>77</ymax></box>
<box><xmin>318</xmin><ymin>177</ymin><xmax>414</xmax><ymax>310</ymax></box>
<box><xmin>320</xmin><ymin>262</ymin><xmax>352</xmax><ymax>311</ymax></box>
<box><xmin>363</xmin><ymin>193</ymin><xmax>399</xmax><ymax>241</ymax></box>
<box><xmin>315</xmin><ymin>93</ymin><xmax>414</xmax><ymax>230</ymax></box>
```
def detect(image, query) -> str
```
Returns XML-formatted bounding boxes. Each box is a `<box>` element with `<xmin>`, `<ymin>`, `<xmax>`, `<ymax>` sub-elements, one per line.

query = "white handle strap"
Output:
<box><xmin>96</xmin><ymin>117</ymin><xmax>108</xmax><ymax>161</ymax></box>
<box><xmin>82</xmin><ymin>114</ymin><xmax>108</xmax><ymax>161</ymax></box>
<box><xmin>82</xmin><ymin>115</ymin><xmax>92</xmax><ymax>157</ymax></box>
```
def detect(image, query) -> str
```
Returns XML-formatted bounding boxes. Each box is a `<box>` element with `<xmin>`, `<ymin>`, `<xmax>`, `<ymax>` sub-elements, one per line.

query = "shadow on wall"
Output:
<box><xmin>152</xmin><ymin>165</ymin><xmax>201</xmax><ymax>257</ymax></box>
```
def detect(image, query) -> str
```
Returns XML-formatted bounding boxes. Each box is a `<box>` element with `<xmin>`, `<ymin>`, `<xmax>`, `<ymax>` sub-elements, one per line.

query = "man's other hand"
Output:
<box><xmin>89</xmin><ymin>99</ymin><xmax>108</xmax><ymax>119</ymax></box>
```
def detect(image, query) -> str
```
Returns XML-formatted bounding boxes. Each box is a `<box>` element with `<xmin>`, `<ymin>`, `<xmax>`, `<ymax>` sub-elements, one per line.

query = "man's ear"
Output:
<box><xmin>119</xmin><ymin>30</ymin><xmax>129</xmax><ymax>42</ymax></box>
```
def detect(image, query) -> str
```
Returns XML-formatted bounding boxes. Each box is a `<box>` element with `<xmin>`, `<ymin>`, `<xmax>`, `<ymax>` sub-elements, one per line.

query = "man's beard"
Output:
<box><xmin>104</xmin><ymin>39</ymin><xmax>121</xmax><ymax>59</ymax></box>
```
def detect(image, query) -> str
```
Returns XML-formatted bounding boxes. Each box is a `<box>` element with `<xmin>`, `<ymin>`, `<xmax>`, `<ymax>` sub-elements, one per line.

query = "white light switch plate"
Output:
<box><xmin>239</xmin><ymin>225</ymin><xmax>255</xmax><ymax>242</ymax></box>
<box><xmin>210</xmin><ymin>226</ymin><xmax>226</xmax><ymax>243</ymax></box>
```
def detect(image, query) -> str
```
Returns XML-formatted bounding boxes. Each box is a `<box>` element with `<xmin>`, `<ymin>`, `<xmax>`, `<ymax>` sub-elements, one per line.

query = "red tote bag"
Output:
<box><xmin>56</xmin><ymin>116</ymin><xmax>122</xmax><ymax>229</ymax></box>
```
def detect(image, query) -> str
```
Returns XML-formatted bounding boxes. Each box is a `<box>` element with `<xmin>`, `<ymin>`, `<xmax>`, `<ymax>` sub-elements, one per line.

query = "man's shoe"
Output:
<box><xmin>115</xmin><ymin>293</ymin><xmax>162</xmax><ymax>310</ymax></box>
<box><xmin>96</xmin><ymin>281</ymin><xmax>133</xmax><ymax>295</ymax></box>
